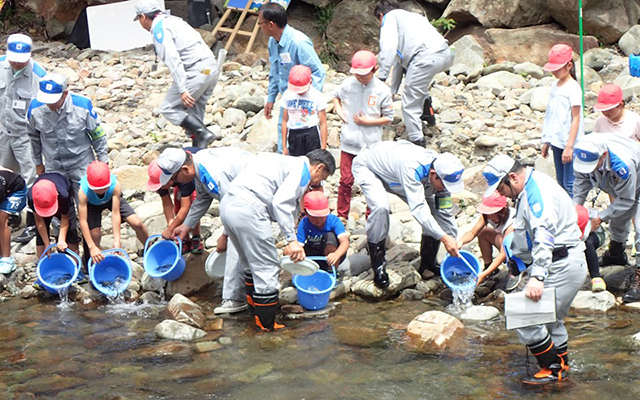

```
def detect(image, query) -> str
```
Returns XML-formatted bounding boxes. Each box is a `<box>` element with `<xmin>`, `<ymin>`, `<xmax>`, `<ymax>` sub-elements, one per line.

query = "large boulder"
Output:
<box><xmin>326</xmin><ymin>0</ymin><xmax>380</xmax><ymax>65</ymax></box>
<box><xmin>450</xmin><ymin>35</ymin><xmax>485</xmax><ymax>82</ymax></box>
<box><xmin>571</xmin><ymin>290</ymin><xmax>616</xmax><ymax>312</ymax></box>
<box><xmin>113</xmin><ymin>165</ymin><xmax>148</xmax><ymax>191</ymax></box>
<box><xmin>166</xmin><ymin>252</ymin><xmax>216</xmax><ymax>297</ymax></box>
<box><xmin>406</xmin><ymin>310</ymin><xmax>464</xmax><ymax>351</ymax></box>
<box><xmin>167</xmin><ymin>293</ymin><xmax>206</xmax><ymax>329</ymax></box>
<box><xmin>619</xmin><ymin>25</ymin><xmax>640</xmax><ymax>57</ymax></box>
<box><xmin>443</xmin><ymin>0</ymin><xmax>551</xmax><ymax>29</ymax></box>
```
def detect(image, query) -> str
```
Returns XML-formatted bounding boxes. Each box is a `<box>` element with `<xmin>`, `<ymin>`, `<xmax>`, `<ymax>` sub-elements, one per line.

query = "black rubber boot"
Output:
<box><xmin>179</xmin><ymin>114</ymin><xmax>219</xmax><ymax>148</ymax></box>
<box><xmin>420</xmin><ymin>97</ymin><xmax>436</xmax><ymax>126</ymax></box>
<box><xmin>410</xmin><ymin>137</ymin><xmax>427</xmax><ymax>148</ymax></box>
<box><xmin>600</xmin><ymin>240</ymin><xmax>628</xmax><ymax>266</ymax></box>
<box><xmin>623</xmin><ymin>268</ymin><xmax>640</xmax><ymax>303</ymax></box>
<box><xmin>523</xmin><ymin>336</ymin><xmax>567</xmax><ymax>385</ymax></box>
<box><xmin>244</xmin><ymin>272</ymin><xmax>255</xmax><ymax>317</ymax></box>
<box><xmin>556</xmin><ymin>342</ymin><xmax>569</xmax><ymax>371</ymax></box>
<box><xmin>368</xmin><ymin>240</ymin><xmax>390</xmax><ymax>289</ymax></box>
<box><xmin>419</xmin><ymin>235</ymin><xmax>441</xmax><ymax>275</ymax></box>
<box><xmin>252</xmin><ymin>291</ymin><xmax>284</xmax><ymax>331</ymax></box>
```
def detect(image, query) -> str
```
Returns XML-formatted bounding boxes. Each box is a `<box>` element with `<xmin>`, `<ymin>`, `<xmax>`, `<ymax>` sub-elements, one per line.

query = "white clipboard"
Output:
<box><xmin>504</xmin><ymin>288</ymin><xmax>557</xmax><ymax>330</ymax></box>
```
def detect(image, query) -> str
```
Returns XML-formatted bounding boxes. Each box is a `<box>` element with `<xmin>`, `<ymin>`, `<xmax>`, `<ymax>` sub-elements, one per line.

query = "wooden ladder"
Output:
<box><xmin>211</xmin><ymin>0</ymin><xmax>267</xmax><ymax>54</ymax></box>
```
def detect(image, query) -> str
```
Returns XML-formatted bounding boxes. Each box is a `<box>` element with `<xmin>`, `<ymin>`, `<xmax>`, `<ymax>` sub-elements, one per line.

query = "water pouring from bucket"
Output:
<box><xmin>88</xmin><ymin>248</ymin><xmax>132</xmax><ymax>299</ymax></box>
<box><xmin>441</xmin><ymin>250</ymin><xmax>480</xmax><ymax>309</ymax></box>
<box><xmin>143</xmin><ymin>234</ymin><xmax>186</xmax><ymax>282</ymax></box>
<box><xmin>36</xmin><ymin>244</ymin><xmax>81</xmax><ymax>296</ymax></box>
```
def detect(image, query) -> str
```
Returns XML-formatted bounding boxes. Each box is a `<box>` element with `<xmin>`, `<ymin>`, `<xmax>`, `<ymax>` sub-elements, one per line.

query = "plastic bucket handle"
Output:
<box><xmin>143</xmin><ymin>234</ymin><xmax>182</xmax><ymax>265</ymax></box>
<box><xmin>88</xmin><ymin>248</ymin><xmax>131</xmax><ymax>272</ymax></box>
<box><xmin>38</xmin><ymin>244</ymin><xmax>81</xmax><ymax>271</ymax></box>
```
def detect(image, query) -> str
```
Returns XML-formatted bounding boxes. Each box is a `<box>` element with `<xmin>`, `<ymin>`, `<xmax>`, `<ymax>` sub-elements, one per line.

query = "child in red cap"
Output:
<box><xmin>0</xmin><ymin>167</ymin><xmax>27</xmax><ymax>274</ymax></box>
<box><xmin>284</xmin><ymin>190</ymin><xmax>349</xmax><ymax>272</ymax></box>
<box><xmin>333</xmin><ymin>50</ymin><xmax>393</xmax><ymax>223</ymax></box>
<box><xmin>281</xmin><ymin>65</ymin><xmax>327</xmax><ymax>156</ymax></box>
<box><xmin>457</xmin><ymin>191</ymin><xmax>514</xmax><ymax>284</ymax></box>
<box><xmin>78</xmin><ymin>161</ymin><xmax>148</xmax><ymax>264</ymax></box>
<box><xmin>540</xmin><ymin>43</ymin><xmax>583</xmax><ymax>198</ymax></box>
<box><xmin>594</xmin><ymin>83</ymin><xmax>640</xmax><ymax>141</ymax></box>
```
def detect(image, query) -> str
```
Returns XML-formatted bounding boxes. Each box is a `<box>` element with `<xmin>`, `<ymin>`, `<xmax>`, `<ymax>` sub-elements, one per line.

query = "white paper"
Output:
<box><xmin>504</xmin><ymin>288</ymin><xmax>557</xmax><ymax>330</ymax></box>
<box><xmin>87</xmin><ymin>0</ymin><xmax>166</xmax><ymax>52</ymax></box>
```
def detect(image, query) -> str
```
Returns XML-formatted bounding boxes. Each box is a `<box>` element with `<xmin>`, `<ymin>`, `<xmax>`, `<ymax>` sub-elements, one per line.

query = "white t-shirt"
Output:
<box><xmin>541</xmin><ymin>79</ymin><xmax>584</xmax><ymax>149</ymax></box>
<box><xmin>282</xmin><ymin>86</ymin><xmax>326</xmax><ymax>130</ymax></box>
<box><xmin>595</xmin><ymin>110</ymin><xmax>640</xmax><ymax>142</ymax></box>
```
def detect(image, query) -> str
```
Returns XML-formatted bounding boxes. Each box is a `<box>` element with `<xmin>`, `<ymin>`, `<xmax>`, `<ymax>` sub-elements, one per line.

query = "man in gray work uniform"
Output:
<box><xmin>27</xmin><ymin>73</ymin><xmax>108</xmax><ymax>196</ymax></box>
<box><xmin>134</xmin><ymin>0</ymin><xmax>220</xmax><ymax>148</ymax></box>
<box><xmin>352</xmin><ymin>140</ymin><xmax>464</xmax><ymax>288</ymax></box>
<box><xmin>0</xmin><ymin>33</ymin><xmax>46</xmax><ymax>243</ymax></box>
<box><xmin>483</xmin><ymin>154</ymin><xmax>586</xmax><ymax>385</ymax></box>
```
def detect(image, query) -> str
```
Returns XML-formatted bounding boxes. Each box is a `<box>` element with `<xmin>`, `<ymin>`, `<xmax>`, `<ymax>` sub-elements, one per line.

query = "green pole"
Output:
<box><xmin>579</xmin><ymin>0</ymin><xmax>585</xmax><ymax>108</ymax></box>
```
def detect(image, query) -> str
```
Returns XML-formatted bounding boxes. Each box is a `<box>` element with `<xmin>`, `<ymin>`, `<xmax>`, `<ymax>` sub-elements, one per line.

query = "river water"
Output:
<box><xmin>1</xmin><ymin>290</ymin><xmax>639</xmax><ymax>399</ymax></box>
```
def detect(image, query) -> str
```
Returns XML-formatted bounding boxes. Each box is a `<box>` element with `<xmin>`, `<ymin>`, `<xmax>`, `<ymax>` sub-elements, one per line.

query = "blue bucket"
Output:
<box><xmin>36</xmin><ymin>244</ymin><xmax>81</xmax><ymax>294</ymax></box>
<box><xmin>440</xmin><ymin>250</ymin><xmax>480</xmax><ymax>290</ymax></box>
<box><xmin>88</xmin><ymin>249</ymin><xmax>132</xmax><ymax>297</ymax></box>
<box><xmin>293</xmin><ymin>265</ymin><xmax>337</xmax><ymax>311</ymax></box>
<box><xmin>143</xmin><ymin>234</ymin><xmax>185</xmax><ymax>281</ymax></box>
<box><xmin>630</xmin><ymin>53</ymin><xmax>640</xmax><ymax>78</ymax></box>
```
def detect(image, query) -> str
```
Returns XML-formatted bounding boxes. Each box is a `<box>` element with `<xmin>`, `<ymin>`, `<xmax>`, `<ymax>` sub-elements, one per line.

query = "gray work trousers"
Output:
<box><xmin>219</xmin><ymin>193</ymin><xmax>280</xmax><ymax>294</ymax></box>
<box><xmin>221</xmin><ymin>239</ymin><xmax>246</xmax><ymax>302</ymax></box>
<box><xmin>607</xmin><ymin>200</ymin><xmax>640</xmax><ymax>265</ymax></box>
<box><xmin>353</xmin><ymin>163</ymin><xmax>457</xmax><ymax>244</ymax></box>
<box><xmin>0</xmin><ymin>132</ymin><xmax>37</xmax><ymax>187</ymax></box>
<box><xmin>160</xmin><ymin>58</ymin><xmax>218</xmax><ymax>126</ymax></box>
<box><xmin>516</xmin><ymin>245</ymin><xmax>587</xmax><ymax>347</ymax></box>
<box><xmin>402</xmin><ymin>48</ymin><xmax>453</xmax><ymax>141</ymax></box>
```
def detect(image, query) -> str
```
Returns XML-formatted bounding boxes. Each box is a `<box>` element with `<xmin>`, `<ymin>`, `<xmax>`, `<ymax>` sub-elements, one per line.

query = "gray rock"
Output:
<box><xmin>220</xmin><ymin>108</ymin><xmax>247</xmax><ymax>132</ymax></box>
<box><xmin>530</xmin><ymin>86</ymin><xmax>551</xmax><ymax>112</ymax></box>
<box><xmin>386</xmin><ymin>244</ymin><xmax>419</xmax><ymax>264</ymax></box>
<box><xmin>141</xmin><ymin>272</ymin><xmax>165</xmax><ymax>292</ymax></box>
<box><xmin>440</xmin><ymin>109</ymin><xmax>461</xmax><ymax>124</ymax></box>
<box><xmin>571</xmin><ymin>290</ymin><xmax>616</xmax><ymax>312</ymax></box>
<box><xmin>584</xmin><ymin>48</ymin><xmax>617</xmax><ymax>71</ymax></box>
<box><xmin>167</xmin><ymin>293</ymin><xmax>205</xmax><ymax>328</ymax></box>
<box><xmin>401</xmin><ymin>288</ymin><xmax>425</xmax><ymax>301</ymax></box>
<box><xmin>474</xmin><ymin>135</ymin><xmax>507</xmax><ymax>148</ymax></box>
<box><xmin>219</xmin><ymin>337</ymin><xmax>233</xmax><ymax>345</ymax></box>
<box><xmin>601</xmin><ymin>265</ymin><xmax>636</xmax><ymax>293</ymax></box>
<box><xmin>631</xmin><ymin>331</ymin><xmax>640</xmax><ymax>346</ymax></box>
<box><xmin>451</xmin><ymin>35</ymin><xmax>485</xmax><ymax>82</ymax></box>
<box><xmin>282</xmin><ymin>302</ymin><xmax>340</xmax><ymax>320</ymax></box>
<box><xmin>352</xmin><ymin>262</ymin><xmax>421</xmax><ymax>300</ymax></box>
<box><xmin>140</xmin><ymin>291</ymin><xmax>162</xmax><ymax>304</ymax></box>
<box><xmin>20</xmin><ymin>285</ymin><xmax>38</xmax><ymax>299</ymax></box>
<box><xmin>460</xmin><ymin>305</ymin><xmax>500</xmax><ymax>321</ymax></box>
<box><xmin>235</xmin><ymin>96</ymin><xmax>265</xmax><ymax>113</ymax></box>
<box><xmin>619</xmin><ymin>25</ymin><xmax>640</xmax><ymax>56</ymax></box>
<box><xmin>476</xmin><ymin>71</ymin><xmax>527</xmax><ymax>90</ymax></box>
<box><xmin>416</xmin><ymin>279</ymin><xmax>440</xmax><ymax>294</ymax></box>
<box><xmin>337</xmin><ymin>253</ymin><xmax>371</xmax><ymax>277</ymax></box>
<box><xmin>278</xmin><ymin>286</ymin><xmax>298</xmax><ymax>305</ymax></box>
<box><xmin>154</xmin><ymin>320</ymin><xmax>206</xmax><ymax>341</ymax></box>
<box><xmin>513</xmin><ymin>62</ymin><xmax>544</xmax><ymax>79</ymax></box>
<box><xmin>45</xmin><ymin>20</ymin><xmax>66</xmax><ymax>40</ymax></box>
<box><xmin>613</xmin><ymin>75</ymin><xmax>640</xmax><ymax>101</ymax></box>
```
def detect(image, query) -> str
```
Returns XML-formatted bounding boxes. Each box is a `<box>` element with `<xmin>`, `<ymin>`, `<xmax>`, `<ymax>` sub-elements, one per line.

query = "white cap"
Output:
<box><xmin>6</xmin><ymin>34</ymin><xmax>32</xmax><ymax>63</ymax></box>
<box><xmin>482</xmin><ymin>154</ymin><xmax>516</xmax><ymax>197</ymax></box>
<box><xmin>573</xmin><ymin>140</ymin><xmax>606</xmax><ymax>174</ymax></box>
<box><xmin>133</xmin><ymin>0</ymin><xmax>163</xmax><ymax>21</ymax></box>
<box><xmin>433</xmin><ymin>153</ymin><xmax>464</xmax><ymax>193</ymax></box>
<box><xmin>157</xmin><ymin>148</ymin><xmax>187</xmax><ymax>185</ymax></box>
<box><xmin>36</xmin><ymin>73</ymin><xmax>67</xmax><ymax>104</ymax></box>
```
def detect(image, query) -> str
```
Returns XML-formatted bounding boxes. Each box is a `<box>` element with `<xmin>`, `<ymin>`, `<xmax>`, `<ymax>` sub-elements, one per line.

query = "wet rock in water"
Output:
<box><xmin>571</xmin><ymin>290</ymin><xmax>616</xmax><ymax>312</ymax></box>
<box><xmin>167</xmin><ymin>293</ymin><xmax>206</xmax><ymax>328</ymax></box>
<box><xmin>19</xmin><ymin>285</ymin><xmax>38</xmax><ymax>299</ymax></box>
<box><xmin>601</xmin><ymin>265</ymin><xmax>636</xmax><ymax>293</ymax></box>
<box><xmin>632</xmin><ymin>332</ymin><xmax>640</xmax><ymax>346</ymax></box>
<box><xmin>154</xmin><ymin>319</ymin><xmax>206</xmax><ymax>341</ymax></box>
<box><xmin>195</xmin><ymin>341</ymin><xmax>223</xmax><ymax>353</ymax></box>
<box><xmin>234</xmin><ymin>362</ymin><xmax>273</xmax><ymax>383</ymax></box>
<box><xmin>400</xmin><ymin>288</ymin><xmax>425</xmax><ymax>301</ymax></box>
<box><xmin>282</xmin><ymin>302</ymin><xmax>340</xmax><ymax>320</ymax></box>
<box><xmin>137</xmin><ymin>341</ymin><xmax>193</xmax><ymax>360</ymax></box>
<box><xmin>337</xmin><ymin>253</ymin><xmax>371</xmax><ymax>277</ymax></box>
<box><xmin>141</xmin><ymin>273</ymin><xmax>165</xmax><ymax>293</ymax></box>
<box><xmin>406</xmin><ymin>310</ymin><xmax>464</xmax><ymax>351</ymax></box>
<box><xmin>281</xmin><ymin>304</ymin><xmax>304</xmax><ymax>314</ymax></box>
<box><xmin>334</xmin><ymin>325</ymin><xmax>386</xmax><ymax>347</ymax></box>
<box><xmin>218</xmin><ymin>337</ymin><xmax>233</xmax><ymax>345</ymax></box>
<box><xmin>0</xmin><ymin>326</ymin><xmax>23</xmax><ymax>341</ymax></box>
<box><xmin>166</xmin><ymin>252</ymin><xmax>216</xmax><ymax>297</ymax></box>
<box><xmin>416</xmin><ymin>279</ymin><xmax>439</xmax><ymax>295</ymax></box>
<box><xmin>351</xmin><ymin>262</ymin><xmax>420</xmax><ymax>300</ymax></box>
<box><xmin>278</xmin><ymin>286</ymin><xmax>298</xmax><ymax>305</ymax></box>
<box><xmin>139</xmin><ymin>291</ymin><xmax>162</xmax><ymax>304</ymax></box>
<box><xmin>203</xmin><ymin>318</ymin><xmax>224</xmax><ymax>331</ymax></box>
<box><xmin>460</xmin><ymin>305</ymin><xmax>500</xmax><ymax>321</ymax></box>
<box><xmin>329</xmin><ymin>279</ymin><xmax>351</xmax><ymax>300</ymax></box>
<box><xmin>9</xmin><ymin>374</ymin><xmax>84</xmax><ymax>395</ymax></box>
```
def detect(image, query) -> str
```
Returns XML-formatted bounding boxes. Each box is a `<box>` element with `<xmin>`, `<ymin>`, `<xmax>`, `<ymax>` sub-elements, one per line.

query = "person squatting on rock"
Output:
<box><xmin>483</xmin><ymin>154</ymin><xmax>586</xmax><ymax>385</ymax></box>
<box><xmin>27</xmin><ymin>73</ymin><xmax>108</xmax><ymax>196</ymax></box>
<box><xmin>0</xmin><ymin>167</ymin><xmax>27</xmax><ymax>274</ymax></box>
<box><xmin>78</xmin><ymin>161</ymin><xmax>148</xmax><ymax>266</ymax></box>
<box><xmin>134</xmin><ymin>0</ymin><xmax>220</xmax><ymax>148</ymax></box>
<box><xmin>572</xmin><ymin>133</ymin><xmax>640</xmax><ymax>303</ymax></box>
<box><xmin>219</xmin><ymin>150</ymin><xmax>335</xmax><ymax>331</ymax></box>
<box><xmin>352</xmin><ymin>140</ymin><xmax>464</xmax><ymax>288</ymax></box>
<box><xmin>285</xmin><ymin>191</ymin><xmax>349</xmax><ymax>273</ymax></box>
<box><xmin>540</xmin><ymin>44</ymin><xmax>584</xmax><ymax>198</ymax></box>
<box><xmin>281</xmin><ymin>65</ymin><xmax>327</xmax><ymax>156</ymax></box>
<box><xmin>258</xmin><ymin>1</ymin><xmax>326</xmax><ymax>154</ymax></box>
<box><xmin>373</xmin><ymin>0</ymin><xmax>453</xmax><ymax>148</ymax></box>
<box><xmin>457</xmin><ymin>192</ymin><xmax>514</xmax><ymax>285</ymax></box>
<box><xmin>155</xmin><ymin>147</ymin><xmax>254</xmax><ymax>315</ymax></box>
<box><xmin>333</xmin><ymin>50</ymin><xmax>393</xmax><ymax>223</ymax></box>
<box><xmin>0</xmin><ymin>34</ymin><xmax>46</xmax><ymax>245</ymax></box>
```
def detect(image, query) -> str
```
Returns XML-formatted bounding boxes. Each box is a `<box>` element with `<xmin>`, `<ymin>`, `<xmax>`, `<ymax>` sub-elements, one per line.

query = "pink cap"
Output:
<box><xmin>476</xmin><ymin>191</ymin><xmax>507</xmax><ymax>215</ymax></box>
<box><xmin>543</xmin><ymin>44</ymin><xmax>573</xmax><ymax>72</ymax></box>
<box><xmin>304</xmin><ymin>191</ymin><xmax>330</xmax><ymax>217</ymax></box>
<box><xmin>147</xmin><ymin>159</ymin><xmax>163</xmax><ymax>191</ymax></box>
<box><xmin>33</xmin><ymin>179</ymin><xmax>59</xmax><ymax>218</ymax></box>
<box><xmin>87</xmin><ymin>161</ymin><xmax>112</xmax><ymax>190</ymax></box>
<box><xmin>350</xmin><ymin>50</ymin><xmax>376</xmax><ymax>75</ymax></box>
<box><xmin>288</xmin><ymin>65</ymin><xmax>312</xmax><ymax>94</ymax></box>
<box><xmin>594</xmin><ymin>84</ymin><xmax>623</xmax><ymax>112</ymax></box>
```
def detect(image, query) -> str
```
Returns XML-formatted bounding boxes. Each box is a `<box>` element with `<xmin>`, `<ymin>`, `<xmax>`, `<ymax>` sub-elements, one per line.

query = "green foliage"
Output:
<box><xmin>315</xmin><ymin>5</ymin><xmax>339</xmax><ymax>65</ymax></box>
<box><xmin>431</xmin><ymin>18</ymin><xmax>456</xmax><ymax>35</ymax></box>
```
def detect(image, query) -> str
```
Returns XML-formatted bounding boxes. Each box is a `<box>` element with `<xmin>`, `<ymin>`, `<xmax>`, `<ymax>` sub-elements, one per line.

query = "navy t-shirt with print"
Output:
<box><xmin>296</xmin><ymin>214</ymin><xmax>346</xmax><ymax>245</ymax></box>
<box><xmin>0</xmin><ymin>170</ymin><xmax>26</xmax><ymax>201</ymax></box>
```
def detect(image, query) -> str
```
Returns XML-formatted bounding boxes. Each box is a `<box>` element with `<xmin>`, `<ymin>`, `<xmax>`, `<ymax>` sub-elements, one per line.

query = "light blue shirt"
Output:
<box><xmin>267</xmin><ymin>25</ymin><xmax>325</xmax><ymax>103</ymax></box>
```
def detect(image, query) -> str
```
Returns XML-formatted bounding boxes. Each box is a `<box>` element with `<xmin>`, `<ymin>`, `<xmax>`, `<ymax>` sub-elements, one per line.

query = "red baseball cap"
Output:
<box><xmin>288</xmin><ymin>65</ymin><xmax>312</xmax><ymax>94</ymax></box>
<box><xmin>87</xmin><ymin>161</ymin><xmax>112</xmax><ymax>190</ymax></box>
<box><xmin>476</xmin><ymin>191</ymin><xmax>507</xmax><ymax>214</ymax></box>
<box><xmin>304</xmin><ymin>191</ymin><xmax>330</xmax><ymax>217</ymax></box>
<box><xmin>146</xmin><ymin>159</ymin><xmax>163</xmax><ymax>191</ymax></box>
<box><xmin>350</xmin><ymin>50</ymin><xmax>376</xmax><ymax>75</ymax></box>
<box><xmin>33</xmin><ymin>179</ymin><xmax>59</xmax><ymax>217</ymax></box>
<box><xmin>543</xmin><ymin>44</ymin><xmax>573</xmax><ymax>72</ymax></box>
<box><xmin>594</xmin><ymin>84</ymin><xmax>623</xmax><ymax>112</ymax></box>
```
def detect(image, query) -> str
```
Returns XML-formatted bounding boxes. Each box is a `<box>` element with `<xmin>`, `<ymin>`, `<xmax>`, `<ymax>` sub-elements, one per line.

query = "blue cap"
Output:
<box><xmin>36</xmin><ymin>73</ymin><xmax>68</xmax><ymax>104</ymax></box>
<box><xmin>6</xmin><ymin>34</ymin><xmax>32</xmax><ymax>63</ymax></box>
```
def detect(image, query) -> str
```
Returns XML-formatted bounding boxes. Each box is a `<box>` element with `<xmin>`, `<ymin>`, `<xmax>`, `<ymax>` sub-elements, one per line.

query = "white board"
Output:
<box><xmin>87</xmin><ymin>0</ymin><xmax>166</xmax><ymax>52</ymax></box>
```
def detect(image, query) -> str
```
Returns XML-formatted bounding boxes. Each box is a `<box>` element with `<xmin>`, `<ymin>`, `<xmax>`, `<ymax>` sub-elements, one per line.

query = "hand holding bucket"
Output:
<box><xmin>88</xmin><ymin>248</ymin><xmax>132</xmax><ymax>297</ymax></box>
<box><xmin>36</xmin><ymin>244</ymin><xmax>82</xmax><ymax>294</ymax></box>
<box><xmin>143</xmin><ymin>234</ymin><xmax>186</xmax><ymax>281</ymax></box>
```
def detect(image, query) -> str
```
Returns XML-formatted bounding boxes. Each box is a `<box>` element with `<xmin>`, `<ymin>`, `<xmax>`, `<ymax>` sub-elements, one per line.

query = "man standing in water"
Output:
<box><xmin>134</xmin><ymin>0</ymin><xmax>220</xmax><ymax>148</ymax></box>
<box><xmin>373</xmin><ymin>0</ymin><xmax>453</xmax><ymax>147</ymax></box>
<box><xmin>483</xmin><ymin>154</ymin><xmax>586</xmax><ymax>385</ymax></box>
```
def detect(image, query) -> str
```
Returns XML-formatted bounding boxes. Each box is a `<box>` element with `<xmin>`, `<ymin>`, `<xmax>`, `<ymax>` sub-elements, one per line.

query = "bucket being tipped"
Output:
<box><xmin>292</xmin><ymin>263</ymin><xmax>337</xmax><ymax>311</ymax></box>
<box><xmin>143</xmin><ymin>234</ymin><xmax>186</xmax><ymax>281</ymax></box>
<box><xmin>36</xmin><ymin>244</ymin><xmax>81</xmax><ymax>294</ymax></box>
<box><xmin>440</xmin><ymin>250</ymin><xmax>480</xmax><ymax>290</ymax></box>
<box><xmin>88</xmin><ymin>249</ymin><xmax>132</xmax><ymax>297</ymax></box>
